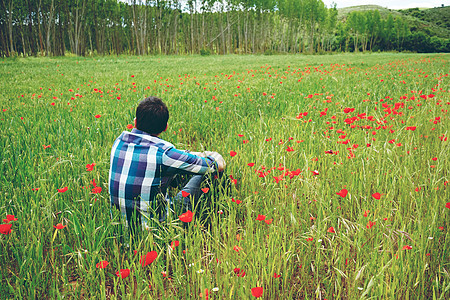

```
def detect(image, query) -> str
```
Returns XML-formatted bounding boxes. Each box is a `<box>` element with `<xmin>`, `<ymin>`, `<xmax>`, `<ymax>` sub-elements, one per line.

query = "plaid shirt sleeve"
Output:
<box><xmin>162</xmin><ymin>147</ymin><xmax>217</xmax><ymax>175</ymax></box>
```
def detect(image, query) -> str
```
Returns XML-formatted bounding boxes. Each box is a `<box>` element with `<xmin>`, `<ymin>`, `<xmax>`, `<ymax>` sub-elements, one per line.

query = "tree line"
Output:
<box><xmin>0</xmin><ymin>0</ymin><xmax>449</xmax><ymax>57</ymax></box>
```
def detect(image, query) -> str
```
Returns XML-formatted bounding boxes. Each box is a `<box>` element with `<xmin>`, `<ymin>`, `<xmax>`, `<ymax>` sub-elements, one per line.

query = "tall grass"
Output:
<box><xmin>0</xmin><ymin>53</ymin><xmax>449</xmax><ymax>299</ymax></box>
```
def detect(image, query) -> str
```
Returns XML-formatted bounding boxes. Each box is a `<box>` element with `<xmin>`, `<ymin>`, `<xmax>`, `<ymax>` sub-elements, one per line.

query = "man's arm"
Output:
<box><xmin>162</xmin><ymin>148</ymin><xmax>225</xmax><ymax>175</ymax></box>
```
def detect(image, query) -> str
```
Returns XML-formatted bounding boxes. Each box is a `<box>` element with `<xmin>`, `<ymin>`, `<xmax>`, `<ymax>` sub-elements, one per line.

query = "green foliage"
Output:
<box><xmin>0</xmin><ymin>53</ymin><xmax>449</xmax><ymax>299</ymax></box>
<box><xmin>0</xmin><ymin>1</ymin><xmax>448</xmax><ymax>58</ymax></box>
<box><xmin>200</xmin><ymin>49</ymin><xmax>211</xmax><ymax>56</ymax></box>
<box><xmin>400</xmin><ymin>6</ymin><xmax>450</xmax><ymax>32</ymax></box>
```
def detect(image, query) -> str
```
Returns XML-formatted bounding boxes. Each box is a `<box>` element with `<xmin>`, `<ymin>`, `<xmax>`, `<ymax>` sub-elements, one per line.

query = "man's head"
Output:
<box><xmin>135</xmin><ymin>96</ymin><xmax>169</xmax><ymax>135</ymax></box>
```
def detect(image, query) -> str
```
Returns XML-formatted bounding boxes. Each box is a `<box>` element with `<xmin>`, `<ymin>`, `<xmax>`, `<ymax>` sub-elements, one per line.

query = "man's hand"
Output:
<box><xmin>203</xmin><ymin>151</ymin><xmax>226</xmax><ymax>172</ymax></box>
<box><xmin>188</xmin><ymin>151</ymin><xmax>226</xmax><ymax>172</ymax></box>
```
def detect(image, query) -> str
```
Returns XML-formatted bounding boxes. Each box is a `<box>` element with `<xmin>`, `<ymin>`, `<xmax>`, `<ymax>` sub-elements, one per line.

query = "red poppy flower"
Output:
<box><xmin>57</xmin><ymin>187</ymin><xmax>68</xmax><ymax>193</ymax></box>
<box><xmin>140</xmin><ymin>251</ymin><xmax>158</xmax><ymax>267</ymax></box>
<box><xmin>264</xmin><ymin>218</ymin><xmax>273</xmax><ymax>225</ymax></box>
<box><xmin>171</xmin><ymin>241</ymin><xmax>180</xmax><ymax>248</ymax></box>
<box><xmin>229</xmin><ymin>150</ymin><xmax>237</xmax><ymax>157</ymax></box>
<box><xmin>127</xmin><ymin>124</ymin><xmax>133</xmax><ymax>129</ymax></box>
<box><xmin>233</xmin><ymin>268</ymin><xmax>246</xmax><ymax>277</ymax></box>
<box><xmin>201</xmin><ymin>188</ymin><xmax>209</xmax><ymax>193</ymax></box>
<box><xmin>273</xmin><ymin>272</ymin><xmax>281</xmax><ymax>278</ymax></box>
<box><xmin>86</xmin><ymin>163</ymin><xmax>95</xmax><ymax>171</ymax></box>
<box><xmin>92</xmin><ymin>186</ymin><xmax>102</xmax><ymax>194</ymax></box>
<box><xmin>306</xmin><ymin>237</ymin><xmax>313</xmax><ymax>241</ymax></box>
<box><xmin>366</xmin><ymin>221</ymin><xmax>375</xmax><ymax>229</ymax></box>
<box><xmin>43</xmin><ymin>144</ymin><xmax>51</xmax><ymax>149</ymax></box>
<box><xmin>372</xmin><ymin>192</ymin><xmax>381</xmax><ymax>200</ymax></box>
<box><xmin>95</xmin><ymin>114</ymin><xmax>101</xmax><ymax>118</ymax></box>
<box><xmin>247</xmin><ymin>163</ymin><xmax>255</xmax><ymax>167</ymax></box>
<box><xmin>116</xmin><ymin>269</ymin><xmax>130</xmax><ymax>279</ymax></box>
<box><xmin>179</xmin><ymin>210</ymin><xmax>193</xmax><ymax>223</ymax></box>
<box><xmin>446</xmin><ymin>203</ymin><xmax>450</xmax><ymax>209</ymax></box>
<box><xmin>231</xmin><ymin>198</ymin><xmax>241</xmax><ymax>204</ymax></box>
<box><xmin>336</xmin><ymin>189</ymin><xmax>348</xmax><ymax>198</ymax></box>
<box><xmin>181</xmin><ymin>191</ymin><xmax>190</xmax><ymax>198</ymax></box>
<box><xmin>251</xmin><ymin>287</ymin><xmax>263</xmax><ymax>298</ymax></box>
<box><xmin>256</xmin><ymin>214</ymin><xmax>266</xmax><ymax>221</ymax></box>
<box><xmin>6</xmin><ymin>215</ymin><xmax>17</xmax><ymax>222</ymax></box>
<box><xmin>286</xmin><ymin>146</ymin><xmax>294</xmax><ymax>152</ymax></box>
<box><xmin>406</xmin><ymin>126</ymin><xmax>416</xmax><ymax>131</ymax></box>
<box><xmin>53</xmin><ymin>223</ymin><xmax>66</xmax><ymax>229</ymax></box>
<box><xmin>402</xmin><ymin>245</ymin><xmax>412</xmax><ymax>250</ymax></box>
<box><xmin>343</xmin><ymin>107</ymin><xmax>355</xmax><ymax>113</ymax></box>
<box><xmin>96</xmin><ymin>261</ymin><xmax>109</xmax><ymax>269</ymax></box>
<box><xmin>233</xmin><ymin>245</ymin><xmax>243</xmax><ymax>252</ymax></box>
<box><xmin>327</xmin><ymin>227</ymin><xmax>335</xmax><ymax>233</ymax></box>
<box><xmin>432</xmin><ymin>157</ymin><xmax>437</xmax><ymax>161</ymax></box>
<box><xmin>0</xmin><ymin>224</ymin><xmax>12</xmax><ymax>235</ymax></box>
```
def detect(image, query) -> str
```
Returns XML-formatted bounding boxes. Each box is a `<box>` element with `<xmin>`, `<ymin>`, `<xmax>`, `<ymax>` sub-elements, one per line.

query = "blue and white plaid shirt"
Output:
<box><xmin>108</xmin><ymin>128</ymin><xmax>217</xmax><ymax>229</ymax></box>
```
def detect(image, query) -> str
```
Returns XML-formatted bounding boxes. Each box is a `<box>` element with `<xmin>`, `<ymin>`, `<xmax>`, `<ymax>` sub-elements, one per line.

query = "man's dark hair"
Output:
<box><xmin>135</xmin><ymin>96</ymin><xmax>169</xmax><ymax>135</ymax></box>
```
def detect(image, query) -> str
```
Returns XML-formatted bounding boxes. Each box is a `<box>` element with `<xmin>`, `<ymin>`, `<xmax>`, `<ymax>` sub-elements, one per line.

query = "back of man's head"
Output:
<box><xmin>136</xmin><ymin>96</ymin><xmax>169</xmax><ymax>135</ymax></box>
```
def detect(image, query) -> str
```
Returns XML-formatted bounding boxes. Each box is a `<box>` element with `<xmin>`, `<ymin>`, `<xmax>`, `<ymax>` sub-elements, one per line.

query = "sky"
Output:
<box><xmin>321</xmin><ymin>0</ymin><xmax>449</xmax><ymax>10</ymax></box>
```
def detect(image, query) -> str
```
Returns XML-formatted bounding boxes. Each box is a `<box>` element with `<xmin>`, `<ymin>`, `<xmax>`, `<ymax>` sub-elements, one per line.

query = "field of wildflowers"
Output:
<box><xmin>0</xmin><ymin>53</ymin><xmax>449</xmax><ymax>299</ymax></box>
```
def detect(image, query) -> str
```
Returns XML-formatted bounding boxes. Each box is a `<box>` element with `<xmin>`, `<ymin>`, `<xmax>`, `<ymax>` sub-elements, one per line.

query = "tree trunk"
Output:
<box><xmin>65</xmin><ymin>2</ymin><xmax>74</xmax><ymax>53</ymax></box>
<box><xmin>26</xmin><ymin>0</ymin><xmax>36</xmax><ymax>55</ymax></box>
<box><xmin>45</xmin><ymin>0</ymin><xmax>55</xmax><ymax>56</ymax></box>
<box><xmin>244</xmin><ymin>11</ymin><xmax>248</xmax><ymax>53</ymax></box>
<box><xmin>252</xmin><ymin>13</ymin><xmax>256</xmax><ymax>53</ymax></box>
<box><xmin>0</xmin><ymin>27</ymin><xmax>9</xmax><ymax>57</ymax></box>
<box><xmin>237</xmin><ymin>10</ymin><xmax>241</xmax><ymax>53</ymax></box>
<box><xmin>174</xmin><ymin>9</ymin><xmax>178</xmax><ymax>54</ymax></box>
<box><xmin>220</xmin><ymin>12</ymin><xmax>225</xmax><ymax>54</ymax></box>
<box><xmin>132</xmin><ymin>1</ymin><xmax>141</xmax><ymax>55</ymax></box>
<box><xmin>93</xmin><ymin>1</ymin><xmax>100</xmax><ymax>54</ymax></box>
<box><xmin>7</xmin><ymin>0</ymin><xmax>14</xmax><ymax>54</ymax></box>
<box><xmin>20</xmin><ymin>26</ymin><xmax>26</xmax><ymax>56</ymax></box>
<box><xmin>309</xmin><ymin>19</ymin><xmax>315</xmax><ymax>54</ymax></box>
<box><xmin>226</xmin><ymin>10</ymin><xmax>231</xmax><ymax>54</ymax></box>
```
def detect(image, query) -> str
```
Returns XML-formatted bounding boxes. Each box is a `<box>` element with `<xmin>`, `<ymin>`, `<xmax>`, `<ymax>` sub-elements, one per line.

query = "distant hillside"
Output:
<box><xmin>338</xmin><ymin>5</ymin><xmax>401</xmax><ymax>19</ymax></box>
<box><xmin>338</xmin><ymin>5</ymin><xmax>450</xmax><ymax>39</ymax></box>
<box><xmin>399</xmin><ymin>6</ymin><xmax>450</xmax><ymax>32</ymax></box>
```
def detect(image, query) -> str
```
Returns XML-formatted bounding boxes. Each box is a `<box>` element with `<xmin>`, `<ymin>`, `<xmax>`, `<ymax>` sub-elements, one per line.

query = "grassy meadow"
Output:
<box><xmin>0</xmin><ymin>53</ymin><xmax>449</xmax><ymax>299</ymax></box>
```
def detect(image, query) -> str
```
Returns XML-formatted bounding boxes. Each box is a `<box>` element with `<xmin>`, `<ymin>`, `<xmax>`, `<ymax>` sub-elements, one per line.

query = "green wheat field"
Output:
<box><xmin>0</xmin><ymin>53</ymin><xmax>449</xmax><ymax>299</ymax></box>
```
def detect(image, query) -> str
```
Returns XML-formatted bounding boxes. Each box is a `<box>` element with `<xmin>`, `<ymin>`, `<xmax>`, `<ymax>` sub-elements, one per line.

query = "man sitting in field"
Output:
<box><xmin>108</xmin><ymin>96</ymin><xmax>225</xmax><ymax>238</ymax></box>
